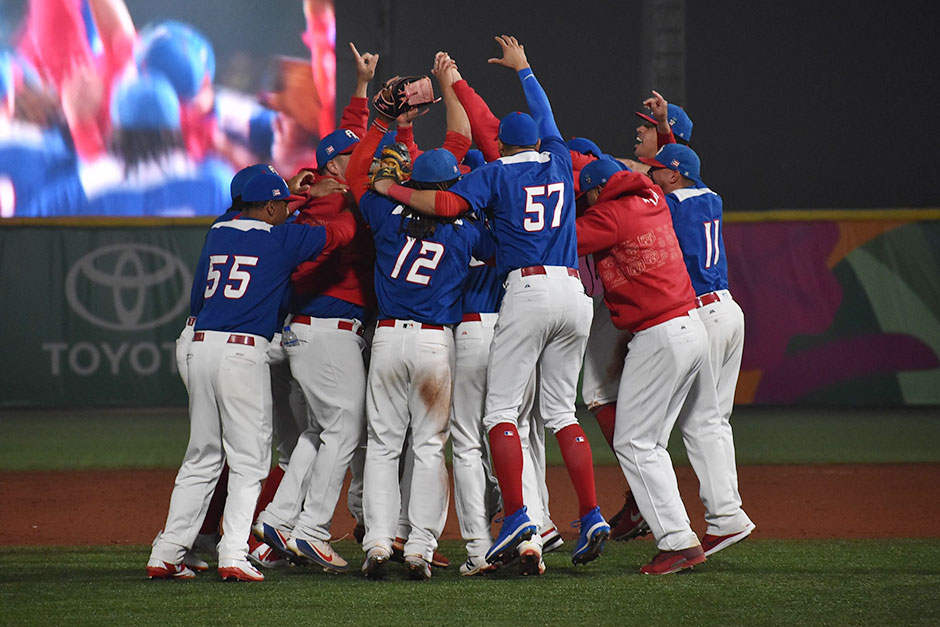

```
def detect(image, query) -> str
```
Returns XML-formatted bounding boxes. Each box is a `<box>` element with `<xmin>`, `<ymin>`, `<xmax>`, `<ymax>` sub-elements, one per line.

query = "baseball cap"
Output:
<box><xmin>639</xmin><ymin>144</ymin><xmax>702</xmax><ymax>184</ymax></box>
<box><xmin>316</xmin><ymin>128</ymin><xmax>360</xmax><ymax>169</ymax></box>
<box><xmin>110</xmin><ymin>72</ymin><xmax>181</xmax><ymax>130</ymax></box>
<box><xmin>240</xmin><ymin>171</ymin><xmax>292</xmax><ymax>202</ymax></box>
<box><xmin>634</xmin><ymin>104</ymin><xmax>693</xmax><ymax>143</ymax></box>
<box><xmin>373</xmin><ymin>131</ymin><xmax>398</xmax><ymax>159</ymax></box>
<box><xmin>462</xmin><ymin>149</ymin><xmax>485</xmax><ymax>171</ymax></box>
<box><xmin>136</xmin><ymin>21</ymin><xmax>215</xmax><ymax>103</ymax></box>
<box><xmin>579</xmin><ymin>157</ymin><xmax>629</xmax><ymax>194</ymax></box>
<box><xmin>411</xmin><ymin>149</ymin><xmax>461</xmax><ymax>183</ymax></box>
<box><xmin>498</xmin><ymin>111</ymin><xmax>538</xmax><ymax>146</ymax></box>
<box><xmin>566</xmin><ymin>137</ymin><xmax>603</xmax><ymax>158</ymax></box>
<box><xmin>231</xmin><ymin>163</ymin><xmax>278</xmax><ymax>200</ymax></box>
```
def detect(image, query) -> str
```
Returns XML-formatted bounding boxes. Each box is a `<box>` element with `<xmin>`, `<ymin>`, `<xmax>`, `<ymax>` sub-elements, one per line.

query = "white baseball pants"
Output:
<box><xmin>362</xmin><ymin>322</ymin><xmax>454</xmax><ymax>563</ymax></box>
<box><xmin>581</xmin><ymin>293</ymin><xmax>632</xmax><ymax>409</ymax></box>
<box><xmin>612</xmin><ymin>312</ymin><xmax>706</xmax><ymax>552</ymax></box>
<box><xmin>260</xmin><ymin>318</ymin><xmax>367</xmax><ymax>542</ymax></box>
<box><xmin>484</xmin><ymin>267</ymin><xmax>593</xmax><ymax>434</ymax></box>
<box><xmin>151</xmin><ymin>331</ymin><xmax>272</xmax><ymax>563</ymax></box>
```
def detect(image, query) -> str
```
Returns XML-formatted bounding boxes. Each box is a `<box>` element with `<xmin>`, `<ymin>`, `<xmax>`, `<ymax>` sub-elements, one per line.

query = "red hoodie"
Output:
<box><xmin>575</xmin><ymin>170</ymin><xmax>695</xmax><ymax>332</ymax></box>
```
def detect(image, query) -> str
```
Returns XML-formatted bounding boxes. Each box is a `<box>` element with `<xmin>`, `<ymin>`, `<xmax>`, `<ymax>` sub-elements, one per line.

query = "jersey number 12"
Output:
<box><xmin>390</xmin><ymin>238</ymin><xmax>445</xmax><ymax>285</ymax></box>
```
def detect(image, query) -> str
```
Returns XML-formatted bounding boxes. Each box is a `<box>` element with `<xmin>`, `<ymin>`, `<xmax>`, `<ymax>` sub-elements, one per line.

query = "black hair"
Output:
<box><xmin>676</xmin><ymin>137</ymin><xmax>690</xmax><ymax>146</ymax></box>
<box><xmin>500</xmin><ymin>142</ymin><xmax>538</xmax><ymax>152</ymax></box>
<box><xmin>397</xmin><ymin>177</ymin><xmax>461</xmax><ymax>240</ymax></box>
<box><xmin>239</xmin><ymin>199</ymin><xmax>272</xmax><ymax>213</ymax></box>
<box><xmin>110</xmin><ymin>128</ymin><xmax>185</xmax><ymax>177</ymax></box>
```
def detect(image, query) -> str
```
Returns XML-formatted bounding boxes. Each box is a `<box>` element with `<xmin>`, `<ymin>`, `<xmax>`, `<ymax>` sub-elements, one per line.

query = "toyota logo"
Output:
<box><xmin>65</xmin><ymin>243</ymin><xmax>192</xmax><ymax>331</ymax></box>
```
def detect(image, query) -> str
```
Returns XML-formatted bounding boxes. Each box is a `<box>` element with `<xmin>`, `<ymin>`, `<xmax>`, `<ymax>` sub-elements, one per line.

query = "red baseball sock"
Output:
<box><xmin>199</xmin><ymin>464</ymin><xmax>229</xmax><ymax>535</ymax></box>
<box><xmin>555</xmin><ymin>424</ymin><xmax>598</xmax><ymax>517</ymax></box>
<box><xmin>487</xmin><ymin>422</ymin><xmax>525</xmax><ymax>515</ymax></box>
<box><xmin>254</xmin><ymin>464</ymin><xmax>286</xmax><ymax>519</ymax></box>
<box><xmin>592</xmin><ymin>403</ymin><xmax>617</xmax><ymax>450</ymax></box>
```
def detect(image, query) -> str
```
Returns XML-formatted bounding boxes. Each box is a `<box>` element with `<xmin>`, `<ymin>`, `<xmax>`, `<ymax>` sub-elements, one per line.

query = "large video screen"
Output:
<box><xmin>0</xmin><ymin>0</ymin><xmax>335</xmax><ymax>218</ymax></box>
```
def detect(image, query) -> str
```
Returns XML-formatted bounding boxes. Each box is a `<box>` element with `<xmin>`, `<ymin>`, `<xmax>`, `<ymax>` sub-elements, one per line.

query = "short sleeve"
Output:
<box><xmin>449</xmin><ymin>165</ymin><xmax>499</xmax><ymax>211</ymax></box>
<box><xmin>280</xmin><ymin>223</ymin><xmax>327</xmax><ymax>268</ymax></box>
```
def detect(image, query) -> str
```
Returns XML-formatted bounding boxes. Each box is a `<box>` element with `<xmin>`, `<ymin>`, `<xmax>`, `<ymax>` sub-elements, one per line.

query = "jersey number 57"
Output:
<box><xmin>523</xmin><ymin>183</ymin><xmax>565</xmax><ymax>232</ymax></box>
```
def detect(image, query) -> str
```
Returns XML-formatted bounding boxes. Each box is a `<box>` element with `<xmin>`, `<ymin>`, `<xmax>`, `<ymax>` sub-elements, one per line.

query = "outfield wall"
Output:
<box><xmin>1</xmin><ymin>211</ymin><xmax>938</xmax><ymax>407</ymax></box>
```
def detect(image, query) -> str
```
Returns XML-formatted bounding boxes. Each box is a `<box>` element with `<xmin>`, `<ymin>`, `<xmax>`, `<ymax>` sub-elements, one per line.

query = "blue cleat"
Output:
<box><xmin>571</xmin><ymin>506</ymin><xmax>610</xmax><ymax>565</ymax></box>
<box><xmin>485</xmin><ymin>506</ymin><xmax>537</xmax><ymax>564</ymax></box>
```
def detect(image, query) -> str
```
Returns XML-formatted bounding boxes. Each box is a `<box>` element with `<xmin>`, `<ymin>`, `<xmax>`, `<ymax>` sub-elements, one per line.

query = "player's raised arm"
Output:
<box><xmin>433</xmin><ymin>53</ymin><xmax>472</xmax><ymax>162</ymax></box>
<box><xmin>488</xmin><ymin>35</ymin><xmax>561</xmax><ymax>141</ymax></box>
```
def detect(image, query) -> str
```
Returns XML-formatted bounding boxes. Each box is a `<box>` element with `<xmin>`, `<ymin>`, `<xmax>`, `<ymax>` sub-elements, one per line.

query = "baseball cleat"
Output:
<box><xmin>288</xmin><ymin>537</ymin><xmax>349</xmax><ymax>573</ymax></box>
<box><xmin>572</xmin><ymin>506</ymin><xmax>610</xmax><ymax>565</ymax></box>
<box><xmin>609</xmin><ymin>492</ymin><xmax>651</xmax><ymax>542</ymax></box>
<box><xmin>485</xmin><ymin>506</ymin><xmax>537</xmax><ymax>564</ymax></box>
<box><xmin>218</xmin><ymin>558</ymin><xmax>265</xmax><ymax>582</ymax></box>
<box><xmin>459</xmin><ymin>555</ymin><xmax>498</xmax><ymax>576</ymax></box>
<box><xmin>362</xmin><ymin>546</ymin><xmax>391</xmax><ymax>580</ymax></box>
<box><xmin>404</xmin><ymin>555</ymin><xmax>432</xmax><ymax>581</ymax></box>
<box><xmin>353</xmin><ymin>523</ymin><xmax>366</xmax><ymax>545</ymax></box>
<box><xmin>541</xmin><ymin>525</ymin><xmax>564</xmax><ymax>554</ymax></box>
<box><xmin>640</xmin><ymin>546</ymin><xmax>706</xmax><ymax>576</ymax></box>
<box><xmin>392</xmin><ymin>536</ymin><xmax>450</xmax><ymax>568</ymax></box>
<box><xmin>701</xmin><ymin>524</ymin><xmax>755</xmax><ymax>557</ymax></box>
<box><xmin>518</xmin><ymin>538</ymin><xmax>544</xmax><ymax>576</ymax></box>
<box><xmin>247</xmin><ymin>538</ymin><xmax>288</xmax><ymax>569</ymax></box>
<box><xmin>182</xmin><ymin>549</ymin><xmax>209</xmax><ymax>572</ymax></box>
<box><xmin>146</xmin><ymin>558</ymin><xmax>196</xmax><ymax>580</ymax></box>
<box><xmin>254</xmin><ymin>521</ymin><xmax>300</xmax><ymax>562</ymax></box>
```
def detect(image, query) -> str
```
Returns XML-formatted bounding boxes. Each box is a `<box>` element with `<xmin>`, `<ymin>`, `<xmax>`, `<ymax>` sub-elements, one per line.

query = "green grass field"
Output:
<box><xmin>1</xmin><ymin>406</ymin><xmax>939</xmax><ymax>625</ymax></box>
<box><xmin>2</xmin><ymin>540</ymin><xmax>939</xmax><ymax>626</ymax></box>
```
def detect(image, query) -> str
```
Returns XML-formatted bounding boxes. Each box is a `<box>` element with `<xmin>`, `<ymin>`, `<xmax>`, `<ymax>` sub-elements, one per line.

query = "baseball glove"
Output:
<box><xmin>371</xmin><ymin>142</ymin><xmax>412</xmax><ymax>187</ymax></box>
<box><xmin>371</xmin><ymin>75</ymin><xmax>440</xmax><ymax>119</ymax></box>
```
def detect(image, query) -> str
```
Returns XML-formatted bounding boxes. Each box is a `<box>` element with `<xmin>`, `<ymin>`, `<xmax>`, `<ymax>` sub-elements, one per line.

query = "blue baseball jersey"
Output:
<box><xmin>358</xmin><ymin>192</ymin><xmax>495</xmax><ymax>325</ymax></box>
<box><xmin>449</xmin><ymin>136</ymin><xmax>578</xmax><ymax>278</ymax></box>
<box><xmin>189</xmin><ymin>208</ymin><xmax>241</xmax><ymax>316</ymax></box>
<box><xmin>0</xmin><ymin>122</ymin><xmax>87</xmax><ymax>216</ymax></box>
<box><xmin>193</xmin><ymin>218</ymin><xmax>328</xmax><ymax>340</ymax></box>
<box><xmin>666</xmin><ymin>187</ymin><xmax>729</xmax><ymax>295</ymax></box>
<box><xmin>462</xmin><ymin>259</ymin><xmax>503</xmax><ymax>314</ymax></box>
<box><xmin>78</xmin><ymin>154</ymin><xmax>232</xmax><ymax>216</ymax></box>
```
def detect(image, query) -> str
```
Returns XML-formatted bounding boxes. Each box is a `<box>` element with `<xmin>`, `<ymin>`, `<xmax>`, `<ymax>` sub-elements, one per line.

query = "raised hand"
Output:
<box><xmin>487</xmin><ymin>35</ymin><xmax>529</xmax><ymax>71</ymax></box>
<box><xmin>642</xmin><ymin>90</ymin><xmax>669</xmax><ymax>123</ymax></box>
<box><xmin>350</xmin><ymin>42</ymin><xmax>380</xmax><ymax>85</ymax></box>
<box><xmin>432</xmin><ymin>52</ymin><xmax>461</xmax><ymax>89</ymax></box>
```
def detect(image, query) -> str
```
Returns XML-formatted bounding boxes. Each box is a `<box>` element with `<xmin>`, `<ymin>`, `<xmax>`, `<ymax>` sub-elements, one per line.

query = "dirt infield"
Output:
<box><xmin>2</xmin><ymin>464</ymin><xmax>939</xmax><ymax>546</ymax></box>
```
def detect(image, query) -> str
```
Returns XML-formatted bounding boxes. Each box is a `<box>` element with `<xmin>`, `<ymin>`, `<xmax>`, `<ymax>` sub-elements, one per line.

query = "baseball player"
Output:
<box><xmin>626</xmin><ymin>90</ymin><xmax>693</xmax><ymax>173</ymax></box>
<box><xmin>347</xmin><ymin>96</ymin><xmax>495</xmax><ymax>579</ymax></box>
<box><xmin>147</xmin><ymin>169</ymin><xmax>356</xmax><ymax>581</ymax></box>
<box><xmin>641</xmin><ymin>143</ymin><xmax>755</xmax><ymax>555</ymax></box>
<box><xmin>374</xmin><ymin>36</ymin><xmax>609</xmax><ymax>574</ymax></box>
<box><xmin>574</xmin><ymin>157</ymin><xmax>721</xmax><ymax>575</ymax></box>
<box><xmin>252</xmin><ymin>45</ymin><xmax>380</xmax><ymax>572</ymax></box>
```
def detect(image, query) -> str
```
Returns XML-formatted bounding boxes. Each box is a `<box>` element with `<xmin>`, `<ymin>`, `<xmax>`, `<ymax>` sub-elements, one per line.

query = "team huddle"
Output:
<box><xmin>147</xmin><ymin>35</ymin><xmax>754</xmax><ymax>582</ymax></box>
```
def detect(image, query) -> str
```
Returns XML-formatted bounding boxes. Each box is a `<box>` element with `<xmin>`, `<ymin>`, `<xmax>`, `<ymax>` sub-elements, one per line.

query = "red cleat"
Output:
<box><xmin>640</xmin><ymin>545</ymin><xmax>706</xmax><ymax>575</ymax></box>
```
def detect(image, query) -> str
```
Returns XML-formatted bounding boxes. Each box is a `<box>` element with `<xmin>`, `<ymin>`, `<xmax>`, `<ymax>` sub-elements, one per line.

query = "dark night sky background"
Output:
<box><xmin>9</xmin><ymin>0</ymin><xmax>938</xmax><ymax>212</ymax></box>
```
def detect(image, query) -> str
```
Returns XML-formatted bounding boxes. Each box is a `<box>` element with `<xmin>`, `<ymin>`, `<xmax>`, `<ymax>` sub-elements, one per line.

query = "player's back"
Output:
<box><xmin>451</xmin><ymin>137</ymin><xmax>577</xmax><ymax>277</ymax></box>
<box><xmin>194</xmin><ymin>219</ymin><xmax>325</xmax><ymax>339</ymax></box>
<box><xmin>360</xmin><ymin>193</ymin><xmax>492</xmax><ymax>325</ymax></box>
<box><xmin>667</xmin><ymin>187</ymin><xmax>728</xmax><ymax>295</ymax></box>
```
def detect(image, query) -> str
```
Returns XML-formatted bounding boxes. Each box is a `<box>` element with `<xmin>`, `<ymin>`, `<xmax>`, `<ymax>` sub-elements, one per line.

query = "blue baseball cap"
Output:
<box><xmin>462</xmin><ymin>149</ymin><xmax>485</xmax><ymax>171</ymax></box>
<box><xmin>316</xmin><ymin>128</ymin><xmax>360</xmax><ymax>169</ymax></box>
<box><xmin>240</xmin><ymin>171</ymin><xmax>292</xmax><ymax>202</ymax></box>
<box><xmin>373</xmin><ymin>131</ymin><xmax>398</xmax><ymax>159</ymax></box>
<box><xmin>566</xmin><ymin>137</ymin><xmax>603</xmax><ymax>158</ymax></box>
<box><xmin>231</xmin><ymin>163</ymin><xmax>278</xmax><ymax>200</ymax></box>
<box><xmin>110</xmin><ymin>72</ymin><xmax>181</xmax><ymax>130</ymax></box>
<box><xmin>136</xmin><ymin>21</ymin><xmax>215</xmax><ymax>102</ymax></box>
<box><xmin>412</xmin><ymin>149</ymin><xmax>461</xmax><ymax>183</ymax></box>
<box><xmin>639</xmin><ymin>144</ymin><xmax>702</xmax><ymax>183</ymax></box>
<box><xmin>498</xmin><ymin>111</ymin><xmax>538</xmax><ymax>146</ymax></box>
<box><xmin>579</xmin><ymin>157</ymin><xmax>629</xmax><ymax>194</ymax></box>
<box><xmin>635</xmin><ymin>104</ymin><xmax>693</xmax><ymax>143</ymax></box>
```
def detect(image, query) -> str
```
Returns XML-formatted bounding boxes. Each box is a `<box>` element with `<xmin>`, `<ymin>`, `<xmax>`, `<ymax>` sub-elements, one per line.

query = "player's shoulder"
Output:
<box><xmin>670</xmin><ymin>186</ymin><xmax>719</xmax><ymax>203</ymax></box>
